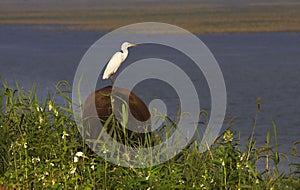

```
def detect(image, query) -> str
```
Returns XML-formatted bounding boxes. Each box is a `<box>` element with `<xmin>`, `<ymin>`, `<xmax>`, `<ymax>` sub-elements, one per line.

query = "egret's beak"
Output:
<box><xmin>130</xmin><ymin>43</ymin><xmax>137</xmax><ymax>47</ymax></box>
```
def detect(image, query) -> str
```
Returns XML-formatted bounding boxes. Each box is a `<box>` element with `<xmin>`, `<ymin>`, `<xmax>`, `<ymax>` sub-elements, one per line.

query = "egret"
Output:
<box><xmin>102</xmin><ymin>42</ymin><xmax>137</xmax><ymax>85</ymax></box>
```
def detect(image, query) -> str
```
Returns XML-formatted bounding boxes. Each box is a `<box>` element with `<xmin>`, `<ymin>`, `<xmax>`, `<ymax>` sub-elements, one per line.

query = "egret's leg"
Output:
<box><xmin>110</xmin><ymin>74</ymin><xmax>115</xmax><ymax>86</ymax></box>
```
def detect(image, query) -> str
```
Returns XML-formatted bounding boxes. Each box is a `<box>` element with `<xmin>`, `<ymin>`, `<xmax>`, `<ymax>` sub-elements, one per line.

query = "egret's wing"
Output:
<box><xmin>102</xmin><ymin>52</ymin><xmax>123</xmax><ymax>79</ymax></box>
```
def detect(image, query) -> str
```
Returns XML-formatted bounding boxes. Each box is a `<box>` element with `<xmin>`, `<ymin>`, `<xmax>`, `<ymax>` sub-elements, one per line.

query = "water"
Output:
<box><xmin>1</xmin><ymin>25</ymin><xmax>299</xmax><ymax>171</ymax></box>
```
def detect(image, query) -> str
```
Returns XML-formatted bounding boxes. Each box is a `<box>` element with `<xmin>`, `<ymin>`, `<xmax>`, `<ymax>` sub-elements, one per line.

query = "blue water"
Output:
<box><xmin>0</xmin><ymin>25</ymin><xmax>299</xmax><ymax>171</ymax></box>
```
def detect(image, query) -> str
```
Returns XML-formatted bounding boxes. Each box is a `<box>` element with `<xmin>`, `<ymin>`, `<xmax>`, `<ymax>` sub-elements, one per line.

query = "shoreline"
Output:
<box><xmin>2</xmin><ymin>23</ymin><xmax>300</xmax><ymax>35</ymax></box>
<box><xmin>1</xmin><ymin>1</ymin><xmax>300</xmax><ymax>34</ymax></box>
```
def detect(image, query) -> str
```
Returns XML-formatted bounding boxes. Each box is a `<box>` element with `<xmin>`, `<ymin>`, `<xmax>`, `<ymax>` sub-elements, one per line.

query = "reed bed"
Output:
<box><xmin>0</xmin><ymin>81</ymin><xmax>299</xmax><ymax>189</ymax></box>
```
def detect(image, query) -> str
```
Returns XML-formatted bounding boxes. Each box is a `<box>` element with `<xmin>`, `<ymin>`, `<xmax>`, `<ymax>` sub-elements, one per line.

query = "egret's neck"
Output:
<box><xmin>121</xmin><ymin>48</ymin><xmax>129</xmax><ymax>61</ymax></box>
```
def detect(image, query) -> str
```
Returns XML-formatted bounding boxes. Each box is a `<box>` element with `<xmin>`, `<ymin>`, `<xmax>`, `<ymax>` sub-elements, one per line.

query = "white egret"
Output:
<box><xmin>102</xmin><ymin>42</ymin><xmax>137</xmax><ymax>85</ymax></box>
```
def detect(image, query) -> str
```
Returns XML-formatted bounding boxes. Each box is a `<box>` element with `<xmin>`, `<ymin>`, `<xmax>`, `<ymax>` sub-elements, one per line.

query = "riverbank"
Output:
<box><xmin>0</xmin><ymin>82</ymin><xmax>299</xmax><ymax>189</ymax></box>
<box><xmin>1</xmin><ymin>0</ymin><xmax>300</xmax><ymax>34</ymax></box>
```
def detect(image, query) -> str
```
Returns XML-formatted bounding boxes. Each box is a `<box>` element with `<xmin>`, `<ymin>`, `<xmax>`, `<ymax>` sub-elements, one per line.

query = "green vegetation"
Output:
<box><xmin>1</xmin><ymin>0</ymin><xmax>300</xmax><ymax>33</ymax></box>
<box><xmin>0</xmin><ymin>81</ymin><xmax>299</xmax><ymax>189</ymax></box>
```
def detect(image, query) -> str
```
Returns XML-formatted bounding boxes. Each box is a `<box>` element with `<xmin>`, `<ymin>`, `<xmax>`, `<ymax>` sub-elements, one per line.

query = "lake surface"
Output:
<box><xmin>0</xmin><ymin>25</ymin><xmax>299</xmax><ymax>171</ymax></box>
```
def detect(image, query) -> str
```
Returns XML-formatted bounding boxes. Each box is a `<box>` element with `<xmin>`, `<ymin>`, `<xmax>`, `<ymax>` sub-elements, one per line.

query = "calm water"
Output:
<box><xmin>1</xmin><ymin>25</ymin><xmax>299</xmax><ymax>171</ymax></box>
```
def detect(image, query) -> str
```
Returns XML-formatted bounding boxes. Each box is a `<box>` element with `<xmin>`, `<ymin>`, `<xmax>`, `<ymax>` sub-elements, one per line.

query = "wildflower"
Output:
<box><xmin>62</xmin><ymin>131</ymin><xmax>69</xmax><ymax>139</ymax></box>
<box><xmin>24</xmin><ymin>142</ymin><xmax>28</xmax><ymax>149</ymax></box>
<box><xmin>54</xmin><ymin>109</ymin><xmax>59</xmax><ymax>117</ymax></box>
<box><xmin>70</xmin><ymin>167</ymin><xmax>76</xmax><ymax>174</ymax></box>
<box><xmin>223</xmin><ymin>130</ymin><xmax>234</xmax><ymax>142</ymax></box>
<box><xmin>221</xmin><ymin>160</ymin><xmax>225</xmax><ymax>167</ymax></box>
<box><xmin>38</xmin><ymin>175</ymin><xmax>45</xmax><ymax>181</ymax></box>
<box><xmin>50</xmin><ymin>163</ymin><xmax>54</xmax><ymax>167</ymax></box>
<box><xmin>74</xmin><ymin>151</ymin><xmax>87</xmax><ymax>162</ymax></box>
<box><xmin>75</xmin><ymin>151</ymin><xmax>84</xmax><ymax>157</ymax></box>
<box><xmin>32</xmin><ymin>157</ymin><xmax>40</xmax><ymax>163</ymax></box>
<box><xmin>36</xmin><ymin>105</ymin><xmax>40</xmax><ymax>112</ymax></box>
<box><xmin>146</xmin><ymin>175</ymin><xmax>150</xmax><ymax>181</ymax></box>
<box><xmin>39</xmin><ymin>115</ymin><xmax>44</xmax><ymax>124</ymax></box>
<box><xmin>48</xmin><ymin>100</ymin><xmax>53</xmax><ymax>111</ymax></box>
<box><xmin>74</xmin><ymin>156</ymin><xmax>79</xmax><ymax>163</ymax></box>
<box><xmin>91</xmin><ymin>165</ymin><xmax>95</xmax><ymax>170</ymax></box>
<box><xmin>240</xmin><ymin>153</ymin><xmax>245</xmax><ymax>161</ymax></box>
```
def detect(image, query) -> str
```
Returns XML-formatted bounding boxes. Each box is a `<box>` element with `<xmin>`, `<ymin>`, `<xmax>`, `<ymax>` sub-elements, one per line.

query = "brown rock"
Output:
<box><xmin>83</xmin><ymin>86</ymin><xmax>152</xmax><ymax>147</ymax></box>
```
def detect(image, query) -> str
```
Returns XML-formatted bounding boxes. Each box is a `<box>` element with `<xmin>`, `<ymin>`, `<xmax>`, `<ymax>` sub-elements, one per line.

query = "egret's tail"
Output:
<box><xmin>102</xmin><ymin>73</ymin><xmax>109</xmax><ymax>79</ymax></box>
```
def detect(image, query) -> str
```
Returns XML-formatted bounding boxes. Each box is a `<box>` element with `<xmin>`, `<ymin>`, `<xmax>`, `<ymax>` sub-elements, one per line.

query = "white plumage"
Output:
<box><xmin>102</xmin><ymin>42</ymin><xmax>137</xmax><ymax>84</ymax></box>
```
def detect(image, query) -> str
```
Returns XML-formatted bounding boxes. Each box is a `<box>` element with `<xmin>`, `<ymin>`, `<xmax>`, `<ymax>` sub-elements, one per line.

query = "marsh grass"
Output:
<box><xmin>0</xmin><ymin>81</ymin><xmax>299</xmax><ymax>189</ymax></box>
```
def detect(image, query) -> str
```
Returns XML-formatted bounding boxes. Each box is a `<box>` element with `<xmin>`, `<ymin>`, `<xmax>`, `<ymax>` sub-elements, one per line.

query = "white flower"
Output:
<box><xmin>146</xmin><ymin>175</ymin><xmax>150</xmax><ymax>181</ymax></box>
<box><xmin>32</xmin><ymin>157</ymin><xmax>40</xmax><ymax>163</ymax></box>
<box><xmin>75</xmin><ymin>151</ymin><xmax>84</xmax><ymax>157</ymax></box>
<box><xmin>61</xmin><ymin>131</ymin><xmax>69</xmax><ymax>139</ymax></box>
<box><xmin>74</xmin><ymin>156</ymin><xmax>79</xmax><ymax>163</ymax></box>
<box><xmin>222</xmin><ymin>160</ymin><xmax>225</xmax><ymax>167</ymax></box>
<box><xmin>91</xmin><ymin>165</ymin><xmax>95</xmax><ymax>170</ymax></box>
<box><xmin>50</xmin><ymin>163</ymin><xmax>54</xmax><ymax>167</ymax></box>
<box><xmin>24</xmin><ymin>142</ymin><xmax>28</xmax><ymax>149</ymax></box>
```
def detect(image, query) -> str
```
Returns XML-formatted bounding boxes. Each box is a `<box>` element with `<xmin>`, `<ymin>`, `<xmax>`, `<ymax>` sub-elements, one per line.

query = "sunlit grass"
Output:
<box><xmin>0</xmin><ymin>81</ymin><xmax>299</xmax><ymax>189</ymax></box>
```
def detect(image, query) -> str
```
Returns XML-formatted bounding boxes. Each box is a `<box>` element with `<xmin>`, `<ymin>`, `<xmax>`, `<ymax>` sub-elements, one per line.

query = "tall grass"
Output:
<box><xmin>0</xmin><ymin>81</ymin><xmax>299</xmax><ymax>189</ymax></box>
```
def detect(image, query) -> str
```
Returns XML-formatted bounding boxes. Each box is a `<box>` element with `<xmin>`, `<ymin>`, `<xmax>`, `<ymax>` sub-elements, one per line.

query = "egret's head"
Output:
<box><xmin>121</xmin><ymin>42</ymin><xmax>137</xmax><ymax>50</ymax></box>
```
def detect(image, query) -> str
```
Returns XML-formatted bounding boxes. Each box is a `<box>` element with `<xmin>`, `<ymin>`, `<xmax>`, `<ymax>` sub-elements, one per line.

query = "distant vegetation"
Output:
<box><xmin>0</xmin><ymin>81</ymin><xmax>299</xmax><ymax>189</ymax></box>
<box><xmin>1</xmin><ymin>0</ymin><xmax>300</xmax><ymax>33</ymax></box>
